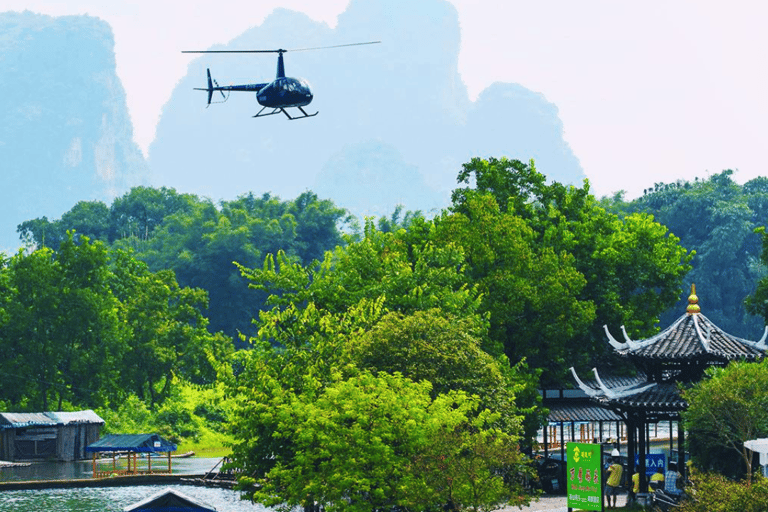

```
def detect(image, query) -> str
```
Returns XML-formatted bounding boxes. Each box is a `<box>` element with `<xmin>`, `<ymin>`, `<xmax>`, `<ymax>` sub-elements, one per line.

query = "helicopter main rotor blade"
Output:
<box><xmin>182</xmin><ymin>49</ymin><xmax>284</xmax><ymax>54</ymax></box>
<box><xmin>182</xmin><ymin>41</ymin><xmax>380</xmax><ymax>54</ymax></box>
<box><xmin>289</xmin><ymin>41</ymin><xmax>381</xmax><ymax>52</ymax></box>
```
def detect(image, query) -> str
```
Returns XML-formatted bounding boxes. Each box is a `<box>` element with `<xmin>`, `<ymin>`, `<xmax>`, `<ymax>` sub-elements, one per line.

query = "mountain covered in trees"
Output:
<box><xmin>602</xmin><ymin>170</ymin><xmax>768</xmax><ymax>338</ymax></box>
<box><xmin>149</xmin><ymin>0</ymin><xmax>585</xmax><ymax>217</ymax></box>
<box><xmin>0</xmin><ymin>11</ymin><xmax>149</xmax><ymax>252</ymax></box>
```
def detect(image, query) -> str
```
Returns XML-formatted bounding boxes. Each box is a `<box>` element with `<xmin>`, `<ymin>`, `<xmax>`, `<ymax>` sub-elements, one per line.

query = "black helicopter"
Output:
<box><xmin>182</xmin><ymin>41</ymin><xmax>380</xmax><ymax>120</ymax></box>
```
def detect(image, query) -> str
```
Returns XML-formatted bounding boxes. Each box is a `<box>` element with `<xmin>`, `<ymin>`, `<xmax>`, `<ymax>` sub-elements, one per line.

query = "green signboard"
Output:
<box><xmin>566</xmin><ymin>442</ymin><xmax>602</xmax><ymax>511</ymax></box>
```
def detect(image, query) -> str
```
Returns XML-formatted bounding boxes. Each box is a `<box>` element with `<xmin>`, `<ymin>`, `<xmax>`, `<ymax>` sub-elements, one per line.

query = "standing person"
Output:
<box><xmin>628</xmin><ymin>471</ymin><xmax>640</xmax><ymax>504</ymax></box>
<box><xmin>604</xmin><ymin>450</ymin><xmax>624</xmax><ymax>509</ymax></box>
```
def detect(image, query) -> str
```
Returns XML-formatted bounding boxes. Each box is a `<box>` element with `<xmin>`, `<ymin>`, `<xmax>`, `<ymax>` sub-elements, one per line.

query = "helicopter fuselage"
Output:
<box><xmin>257</xmin><ymin>77</ymin><xmax>313</xmax><ymax>108</ymax></box>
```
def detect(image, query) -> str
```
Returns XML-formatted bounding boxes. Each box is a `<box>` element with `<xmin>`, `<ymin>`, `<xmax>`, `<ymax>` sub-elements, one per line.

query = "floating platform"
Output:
<box><xmin>0</xmin><ymin>473</ymin><xmax>207</xmax><ymax>491</ymax></box>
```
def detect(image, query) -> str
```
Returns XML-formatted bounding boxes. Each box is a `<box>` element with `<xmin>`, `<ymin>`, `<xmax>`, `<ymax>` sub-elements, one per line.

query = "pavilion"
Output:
<box><xmin>570</xmin><ymin>285</ymin><xmax>767</xmax><ymax>491</ymax></box>
<box><xmin>86</xmin><ymin>433</ymin><xmax>177</xmax><ymax>478</ymax></box>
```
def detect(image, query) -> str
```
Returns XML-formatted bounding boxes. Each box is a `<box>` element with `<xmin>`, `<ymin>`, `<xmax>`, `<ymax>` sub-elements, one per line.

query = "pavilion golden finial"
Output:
<box><xmin>687</xmin><ymin>284</ymin><xmax>701</xmax><ymax>314</ymax></box>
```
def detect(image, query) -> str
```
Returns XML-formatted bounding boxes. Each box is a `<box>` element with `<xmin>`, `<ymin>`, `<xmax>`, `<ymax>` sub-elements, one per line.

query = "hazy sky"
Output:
<box><xmin>5</xmin><ymin>0</ymin><xmax>768</xmax><ymax>198</ymax></box>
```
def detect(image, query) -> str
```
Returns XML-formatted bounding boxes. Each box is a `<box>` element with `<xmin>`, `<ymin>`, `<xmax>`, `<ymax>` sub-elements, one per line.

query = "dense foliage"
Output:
<box><xmin>0</xmin><ymin>232</ymin><xmax>231</xmax><ymax>411</ymax></box>
<box><xmin>682</xmin><ymin>359</ymin><xmax>768</xmax><ymax>482</ymax></box>
<box><xmin>677</xmin><ymin>470</ymin><xmax>768</xmax><ymax>512</ymax></box>
<box><xmin>18</xmin><ymin>187</ymin><xmax>350</xmax><ymax>340</ymax></box>
<box><xmin>448</xmin><ymin>157</ymin><xmax>692</xmax><ymax>382</ymax></box>
<box><xmin>602</xmin><ymin>170</ymin><xmax>768</xmax><ymax>337</ymax></box>
<box><xmin>222</xmin><ymin>158</ymin><xmax>696</xmax><ymax>511</ymax></box>
<box><xmin>226</xmin><ymin>242</ymin><xmax>536</xmax><ymax>511</ymax></box>
<box><xmin>3</xmin><ymin>158</ymin><xmax>707</xmax><ymax>511</ymax></box>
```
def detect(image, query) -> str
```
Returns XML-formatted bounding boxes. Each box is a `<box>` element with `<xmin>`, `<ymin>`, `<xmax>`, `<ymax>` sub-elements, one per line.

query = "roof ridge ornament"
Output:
<box><xmin>693</xmin><ymin>313</ymin><xmax>711</xmax><ymax>351</ymax></box>
<box><xmin>592</xmin><ymin>368</ymin><xmax>657</xmax><ymax>398</ymax></box>
<box><xmin>687</xmin><ymin>284</ymin><xmax>701</xmax><ymax>315</ymax></box>
<box><xmin>736</xmin><ymin>326</ymin><xmax>768</xmax><ymax>351</ymax></box>
<box><xmin>604</xmin><ymin>324</ymin><xmax>628</xmax><ymax>350</ymax></box>
<box><xmin>569</xmin><ymin>367</ymin><xmax>601</xmax><ymax>397</ymax></box>
<box><xmin>621</xmin><ymin>325</ymin><xmax>642</xmax><ymax>350</ymax></box>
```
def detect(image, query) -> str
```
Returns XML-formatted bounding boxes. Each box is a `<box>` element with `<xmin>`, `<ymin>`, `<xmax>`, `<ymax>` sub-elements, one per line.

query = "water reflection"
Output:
<box><xmin>0</xmin><ymin>459</ymin><xmax>265</xmax><ymax>511</ymax></box>
<box><xmin>0</xmin><ymin>485</ymin><xmax>267</xmax><ymax>511</ymax></box>
<box><xmin>0</xmin><ymin>457</ymin><xmax>221</xmax><ymax>481</ymax></box>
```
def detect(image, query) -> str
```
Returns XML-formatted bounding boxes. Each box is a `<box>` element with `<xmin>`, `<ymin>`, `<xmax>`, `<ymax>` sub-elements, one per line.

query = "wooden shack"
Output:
<box><xmin>0</xmin><ymin>410</ymin><xmax>104</xmax><ymax>462</ymax></box>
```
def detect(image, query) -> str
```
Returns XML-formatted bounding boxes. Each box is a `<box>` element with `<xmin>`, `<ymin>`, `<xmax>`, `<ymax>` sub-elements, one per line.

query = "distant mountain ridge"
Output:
<box><xmin>1</xmin><ymin>0</ymin><xmax>584</xmax><ymax>251</ymax></box>
<box><xmin>0</xmin><ymin>11</ymin><xmax>148</xmax><ymax>251</ymax></box>
<box><xmin>149</xmin><ymin>0</ymin><xmax>584</xmax><ymax>218</ymax></box>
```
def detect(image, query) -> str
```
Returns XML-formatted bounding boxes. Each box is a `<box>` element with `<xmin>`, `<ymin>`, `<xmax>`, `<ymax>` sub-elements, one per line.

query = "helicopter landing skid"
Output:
<box><xmin>253</xmin><ymin>106</ymin><xmax>318</xmax><ymax>120</ymax></box>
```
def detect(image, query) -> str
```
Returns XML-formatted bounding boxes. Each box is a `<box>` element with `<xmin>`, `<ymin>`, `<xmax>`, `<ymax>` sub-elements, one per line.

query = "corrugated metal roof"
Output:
<box><xmin>0</xmin><ymin>410</ymin><xmax>104</xmax><ymax>430</ymax></box>
<box><xmin>47</xmin><ymin>410</ymin><xmax>105</xmax><ymax>425</ymax></box>
<box><xmin>0</xmin><ymin>412</ymin><xmax>57</xmax><ymax>429</ymax></box>
<box><xmin>86</xmin><ymin>433</ymin><xmax>177</xmax><ymax>453</ymax></box>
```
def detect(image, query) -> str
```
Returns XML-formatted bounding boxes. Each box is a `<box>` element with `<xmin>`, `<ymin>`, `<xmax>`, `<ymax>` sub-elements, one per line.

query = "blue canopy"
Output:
<box><xmin>86</xmin><ymin>433</ymin><xmax>177</xmax><ymax>453</ymax></box>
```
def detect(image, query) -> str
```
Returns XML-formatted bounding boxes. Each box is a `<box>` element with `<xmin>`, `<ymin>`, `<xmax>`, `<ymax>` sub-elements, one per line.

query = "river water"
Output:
<box><xmin>0</xmin><ymin>458</ymin><xmax>269</xmax><ymax>511</ymax></box>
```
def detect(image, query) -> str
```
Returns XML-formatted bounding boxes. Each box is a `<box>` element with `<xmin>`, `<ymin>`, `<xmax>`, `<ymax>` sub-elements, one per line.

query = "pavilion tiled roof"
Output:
<box><xmin>569</xmin><ymin>368</ymin><xmax>687</xmax><ymax>416</ymax></box>
<box><xmin>570</xmin><ymin>285</ymin><xmax>766</xmax><ymax>417</ymax></box>
<box><xmin>546</xmin><ymin>401</ymin><xmax>623</xmax><ymax>423</ymax></box>
<box><xmin>604</xmin><ymin>312</ymin><xmax>767</xmax><ymax>362</ymax></box>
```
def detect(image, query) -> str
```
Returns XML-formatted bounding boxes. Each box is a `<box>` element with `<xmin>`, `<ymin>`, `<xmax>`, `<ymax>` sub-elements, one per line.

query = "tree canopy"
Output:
<box><xmin>682</xmin><ymin>359</ymin><xmax>768</xmax><ymax>482</ymax></box>
<box><xmin>444</xmin><ymin>157</ymin><xmax>692</xmax><ymax>382</ymax></box>
<box><xmin>0</xmin><ymin>232</ymin><xmax>231</xmax><ymax>411</ymax></box>
<box><xmin>602</xmin><ymin>170</ymin><xmax>767</xmax><ymax>337</ymax></box>
<box><xmin>17</xmin><ymin>187</ymin><xmax>351</xmax><ymax>340</ymax></box>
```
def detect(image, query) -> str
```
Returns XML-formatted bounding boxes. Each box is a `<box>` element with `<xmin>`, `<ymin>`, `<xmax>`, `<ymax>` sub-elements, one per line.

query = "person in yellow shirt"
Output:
<box><xmin>627</xmin><ymin>471</ymin><xmax>640</xmax><ymax>504</ymax></box>
<box><xmin>604</xmin><ymin>453</ymin><xmax>624</xmax><ymax>509</ymax></box>
<box><xmin>650</xmin><ymin>467</ymin><xmax>665</xmax><ymax>491</ymax></box>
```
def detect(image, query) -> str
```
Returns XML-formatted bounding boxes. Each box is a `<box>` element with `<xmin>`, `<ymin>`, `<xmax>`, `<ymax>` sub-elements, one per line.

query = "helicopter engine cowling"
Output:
<box><xmin>257</xmin><ymin>77</ymin><xmax>313</xmax><ymax>108</ymax></box>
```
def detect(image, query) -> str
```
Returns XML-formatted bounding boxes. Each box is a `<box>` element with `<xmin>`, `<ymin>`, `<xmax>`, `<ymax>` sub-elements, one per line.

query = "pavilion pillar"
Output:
<box><xmin>543</xmin><ymin>421</ymin><xmax>549</xmax><ymax>459</ymax></box>
<box><xmin>677</xmin><ymin>419</ymin><xmax>685</xmax><ymax>477</ymax></box>
<box><xmin>560</xmin><ymin>423</ymin><xmax>565</xmax><ymax>462</ymax></box>
<box><xmin>627</xmin><ymin>417</ymin><xmax>636</xmax><ymax>478</ymax></box>
<box><xmin>669</xmin><ymin>420</ymin><xmax>674</xmax><ymax>458</ymax></box>
<box><xmin>637</xmin><ymin>413</ymin><xmax>647</xmax><ymax>493</ymax></box>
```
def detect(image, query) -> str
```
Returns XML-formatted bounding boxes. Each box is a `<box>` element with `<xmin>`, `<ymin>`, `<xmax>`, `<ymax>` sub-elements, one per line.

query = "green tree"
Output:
<box><xmin>109</xmin><ymin>249</ymin><xmax>232</xmax><ymax>407</ymax></box>
<box><xmin>448</xmin><ymin>157</ymin><xmax>692</xmax><ymax>382</ymax></box>
<box><xmin>0</xmin><ymin>233</ymin><xmax>121</xmax><ymax>409</ymax></box>
<box><xmin>0</xmin><ymin>247</ymin><xmax>61</xmax><ymax>408</ymax></box>
<box><xmin>606</xmin><ymin>170</ymin><xmax>765</xmax><ymax>338</ymax></box>
<box><xmin>347</xmin><ymin>308</ymin><xmax>541</xmax><ymax>437</ymax></box>
<box><xmin>110</xmin><ymin>186</ymin><xmax>197</xmax><ymax>241</ymax></box>
<box><xmin>434</xmin><ymin>192</ymin><xmax>595</xmax><ymax>379</ymax></box>
<box><xmin>237</xmin><ymin>371</ymin><xmax>532</xmax><ymax>512</ymax></box>
<box><xmin>682</xmin><ymin>360</ymin><xmax>768</xmax><ymax>482</ymax></box>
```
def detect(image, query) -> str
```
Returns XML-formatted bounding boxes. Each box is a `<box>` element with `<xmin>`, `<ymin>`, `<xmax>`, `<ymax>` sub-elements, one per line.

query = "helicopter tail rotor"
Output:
<box><xmin>194</xmin><ymin>69</ymin><xmax>227</xmax><ymax>106</ymax></box>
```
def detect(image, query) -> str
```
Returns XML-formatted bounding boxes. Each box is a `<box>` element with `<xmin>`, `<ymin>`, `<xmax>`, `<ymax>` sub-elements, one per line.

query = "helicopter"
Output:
<box><xmin>182</xmin><ymin>41</ymin><xmax>380</xmax><ymax>120</ymax></box>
